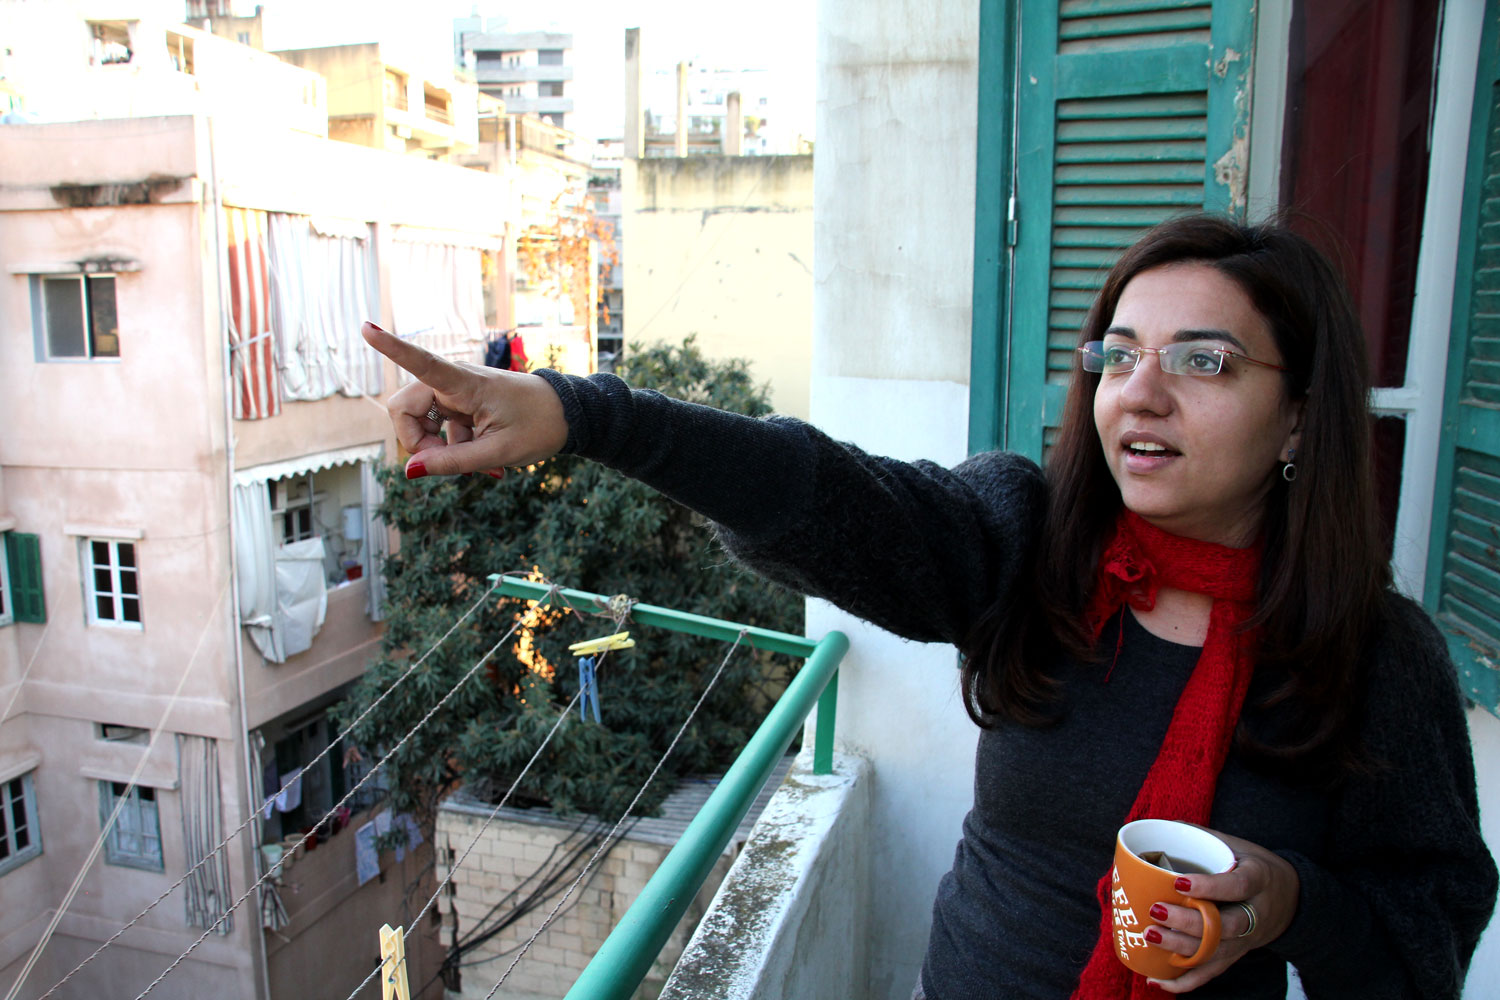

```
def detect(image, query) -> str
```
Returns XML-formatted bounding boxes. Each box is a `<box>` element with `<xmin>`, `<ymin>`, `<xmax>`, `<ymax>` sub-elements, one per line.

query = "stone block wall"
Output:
<box><xmin>434</xmin><ymin>807</ymin><xmax>734</xmax><ymax>1000</ymax></box>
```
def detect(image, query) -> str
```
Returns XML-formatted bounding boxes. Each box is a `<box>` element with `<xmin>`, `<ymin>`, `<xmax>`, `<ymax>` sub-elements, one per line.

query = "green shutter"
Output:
<box><xmin>996</xmin><ymin>0</ymin><xmax>1253</xmax><ymax>461</ymax></box>
<box><xmin>4</xmin><ymin>533</ymin><xmax>46</xmax><ymax>624</ymax></box>
<box><xmin>1426</xmin><ymin>0</ymin><xmax>1500</xmax><ymax>713</ymax></box>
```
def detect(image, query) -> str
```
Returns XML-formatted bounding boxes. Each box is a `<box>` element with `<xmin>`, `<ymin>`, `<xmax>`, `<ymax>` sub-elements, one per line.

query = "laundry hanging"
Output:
<box><xmin>223</xmin><ymin>207</ymin><xmax>281</xmax><ymax>420</ymax></box>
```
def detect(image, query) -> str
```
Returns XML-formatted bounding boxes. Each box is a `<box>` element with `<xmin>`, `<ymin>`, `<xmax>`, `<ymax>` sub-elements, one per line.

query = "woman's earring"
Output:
<box><xmin>1282</xmin><ymin>448</ymin><xmax>1297</xmax><ymax>483</ymax></box>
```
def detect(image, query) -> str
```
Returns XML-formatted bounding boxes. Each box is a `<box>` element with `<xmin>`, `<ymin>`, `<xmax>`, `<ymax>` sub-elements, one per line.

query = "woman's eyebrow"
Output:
<box><xmin>1173</xmin><ymin>328</ymin><xmax>1248</xmax><ymax>352</ymax></box>
<box><xmin>1103</xmin><ymin>326</ymin><xmax>1248</xmax><ymax>353</ymax></box>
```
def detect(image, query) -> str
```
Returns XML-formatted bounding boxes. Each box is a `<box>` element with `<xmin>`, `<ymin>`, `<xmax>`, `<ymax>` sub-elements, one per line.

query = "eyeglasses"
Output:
<box><xmin>1078</xmin><ymin>341</ymin><xmax>1288</xmax><ymax>377</ymax></box>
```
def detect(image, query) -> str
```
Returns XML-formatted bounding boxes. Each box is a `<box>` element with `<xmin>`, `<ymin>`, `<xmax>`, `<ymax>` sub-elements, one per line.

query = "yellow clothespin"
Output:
<box><xmin>568</xmin><ymin>631</ymin><xmax>635</xmax><ymax>657</ymax></box>
<box><xmin>379</xmin><ymin>923</ymin><xmax>411</xmax><ymax>1000</ymax></box>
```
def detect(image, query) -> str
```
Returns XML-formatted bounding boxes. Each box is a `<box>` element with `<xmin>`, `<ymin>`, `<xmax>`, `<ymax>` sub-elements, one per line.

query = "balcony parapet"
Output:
<box><xmin>660</xmin><ymin>748</ymin><xmax>872</xmax><ymax>1000</ymax></box>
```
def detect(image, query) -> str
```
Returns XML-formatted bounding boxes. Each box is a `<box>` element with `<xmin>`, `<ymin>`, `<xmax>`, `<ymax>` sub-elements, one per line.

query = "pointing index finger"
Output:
<box><xmin>361</xmin><ymin>322</ymin><xmax>467</xmax><ymax>395</ymax></box>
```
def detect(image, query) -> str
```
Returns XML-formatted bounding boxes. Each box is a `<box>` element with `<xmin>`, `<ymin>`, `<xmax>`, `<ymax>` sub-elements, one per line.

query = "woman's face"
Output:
<box><xmin>1093</xmin><ymin>262</ymin><xmax>1303</xmax><ymax>548</ymax></box>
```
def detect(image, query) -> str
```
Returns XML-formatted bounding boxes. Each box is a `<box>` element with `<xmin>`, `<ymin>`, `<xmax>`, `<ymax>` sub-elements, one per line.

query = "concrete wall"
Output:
<box><xmin>661</xmin><ymin>750</ymin><xmax>871</xmax><ymax>1000</ymax></box>
<box><xmin>623</xmin><ymin>155</ymin><xmax>813</xmax><ymax>419</ymax></box>
<box><xmin>809</xmin><ymin>3</ymin><xmax>980</xmax><ymax>997</ymax></box>
<box><xmin>434</xmin><ymin>804</ymin><xmax>734</xmax><ymax>1000</ymax></box>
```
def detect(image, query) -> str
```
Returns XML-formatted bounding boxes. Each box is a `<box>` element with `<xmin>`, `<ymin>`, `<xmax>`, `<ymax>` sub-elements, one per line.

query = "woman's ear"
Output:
<box><xmin>1282</xmin><ymin>399</ymin><xmax>1305</xmax><ymax>464</ymax></box>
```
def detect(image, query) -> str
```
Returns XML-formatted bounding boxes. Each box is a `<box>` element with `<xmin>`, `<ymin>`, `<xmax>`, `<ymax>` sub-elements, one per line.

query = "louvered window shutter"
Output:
<box><xmin>5</xmin><ymin>533</ymin><xmax>46</xmax><ymax>624</ymax></box>
<box><xmin>1425</xmin><ymin>0</ymin><xmax>1500</xmax><ymax>712</ymax></box>
<box><xmin>1003</xmin><ymin>0</ymin><xmax>1254</xmax><ymax>461</ymax></box>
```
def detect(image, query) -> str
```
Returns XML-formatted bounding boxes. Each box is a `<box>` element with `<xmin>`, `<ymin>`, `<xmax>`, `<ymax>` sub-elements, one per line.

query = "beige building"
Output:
<box><xmin>275</xmin><ymin>41</ymin><xmax>481</xmax><ymax>162</ymax></box>
<box><xmin>621</xmin><ymin>35</ymin><xmax>813</xmax><ymax>419</ymax></box>
<box><xmin>621</xmin><ymin>154</ymin><xmax>813</xmax><ymax>418</ymax></box>
<box><xmin>0</xmin><ymin>8</ymin><xmax>527</xmax><ymax>998</ymax></box>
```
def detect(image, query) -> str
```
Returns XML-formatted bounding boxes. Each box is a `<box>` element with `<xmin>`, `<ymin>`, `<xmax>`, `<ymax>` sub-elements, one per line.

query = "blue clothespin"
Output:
<box><xmin>577</xmin><ymin>656</ymin><xmax>602</xmax><ymax>723</ymax></box>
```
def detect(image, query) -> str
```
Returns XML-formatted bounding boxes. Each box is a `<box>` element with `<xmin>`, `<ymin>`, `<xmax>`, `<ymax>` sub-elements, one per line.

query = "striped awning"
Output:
<box><xmin>224</xmin><ymin>207</ymin><xmax>281</xmax><ymax>420</ymax></box>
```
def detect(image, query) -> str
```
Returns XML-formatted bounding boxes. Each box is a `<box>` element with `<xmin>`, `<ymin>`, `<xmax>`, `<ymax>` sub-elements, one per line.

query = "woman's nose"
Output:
<box><xmin>1116</xmin><ymin>351</ymin><xmax>1174</xmax><ymax>414</ymax></box>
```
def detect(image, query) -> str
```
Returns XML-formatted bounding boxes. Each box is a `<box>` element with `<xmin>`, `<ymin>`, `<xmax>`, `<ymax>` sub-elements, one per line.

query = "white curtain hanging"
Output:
<box><xmin>388</xmin><ymin>238</ymin><xmax>486</xmax><ymax>374</ymax></box>
<box><xmin>360</xmin><ymin>458</ymin><xmax>388</xmax><ymax>622</ymax></box>
<box><xmin>265</xmin><ymin>213</ymin><xmax>382</xmax><ymax>401</ymax></box>
<box><xmin>178</xmin><ymin>735</ymin><xmax>233</xmax><ymax>934</ymax></box>
<box><xmin>234</xmin><ymin>481</ymin><xmax>278</xmax><ymax>657</ymax></box>
<box><xmin>234</xmin><ymin>481</ymin><xmax>328</xmax><ymax>663</ymax></box>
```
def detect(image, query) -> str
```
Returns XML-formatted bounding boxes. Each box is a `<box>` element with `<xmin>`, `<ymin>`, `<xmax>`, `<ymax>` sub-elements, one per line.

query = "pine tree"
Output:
<box><xmin>336</xmin><ymin>339</ymin><xmax>802</xmax><ymax>840</ymax></box>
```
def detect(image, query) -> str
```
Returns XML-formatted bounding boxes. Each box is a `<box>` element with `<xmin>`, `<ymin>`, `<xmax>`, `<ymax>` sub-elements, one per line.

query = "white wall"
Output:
<box><xmin>812</xmin><ymin>2</ymin><xmax>980</xmax><ymax>995</ymax></box>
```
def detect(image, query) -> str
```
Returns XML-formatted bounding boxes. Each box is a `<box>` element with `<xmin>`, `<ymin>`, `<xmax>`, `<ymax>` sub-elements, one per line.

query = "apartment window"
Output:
<box><xmin>538</xmin><ymin>49</ymin><xmax>564</xmax><ymax>66</ymax></box>
<box><xmin>84</xmin><ymin>539</ymin><xmax>141</xmax><ymax>628</ymax></box>
<box><xmin>99</xmin><ymin>782</ymin><xmax>162</xmax><ymax>871</ymax></box>
<box><xmin>384</xmin><ymin>69</ymin><xmax>408</xmax><ymax>111</ymax></box>
<box><xmin>0</xmin><ymin>774</ymin><xmax>42</xmax><ymax>876</ymax></box>
<box><xmin>237</xmin><ymin>31</ymin><xmax>250</xmax><ymax>45</ymax></box>
<box><xmin>87</xmin><ymin>21</ymin><xmax>132</xmax><ymax>65</ymax></box>
<box><xmin>36</xmin><ymin>274</ymin><xmax>118</xmax><ymax>359</ymax></box>
<box><xmin>268</xmin><ymin>478</ymin><xmax>318</xmax><ymax>544</ymax></box>
<box><xmin>539</xmin><ymin>81</ymin><xmax>564</xmax><ymax>98</ymax></box>
<box><xmin>165</xmin><ymin>32</ymin><xmax>194</xmax><ymax>74</ymax></box>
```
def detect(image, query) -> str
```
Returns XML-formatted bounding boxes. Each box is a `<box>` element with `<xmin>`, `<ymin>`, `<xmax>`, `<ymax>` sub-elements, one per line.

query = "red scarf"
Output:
<box><xmin>1069</xmin><ymin>511</ymin><xmax>1261</xmax><ymax>999</ymax></box>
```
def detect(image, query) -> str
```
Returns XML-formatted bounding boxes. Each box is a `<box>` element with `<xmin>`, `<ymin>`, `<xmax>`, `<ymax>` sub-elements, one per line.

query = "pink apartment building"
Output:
<box><xmin>0</xmin><ymin>12</ymin><xmax>522</xmax><ymax>998</ymax></box>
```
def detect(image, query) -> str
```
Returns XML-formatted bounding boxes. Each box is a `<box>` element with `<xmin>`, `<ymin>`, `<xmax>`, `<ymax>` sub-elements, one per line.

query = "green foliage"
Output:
<box><xmin>336</xmin><ymin>339</ymin><xmax>802</xmax><ymax>830</ymax></box>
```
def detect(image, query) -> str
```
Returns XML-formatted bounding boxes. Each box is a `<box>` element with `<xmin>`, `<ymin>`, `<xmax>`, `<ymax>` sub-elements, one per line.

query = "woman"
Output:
<box><xmin>361</xmin><ymin>215</ymin><xmax>1496</xmax><ymax>998</ymax></box>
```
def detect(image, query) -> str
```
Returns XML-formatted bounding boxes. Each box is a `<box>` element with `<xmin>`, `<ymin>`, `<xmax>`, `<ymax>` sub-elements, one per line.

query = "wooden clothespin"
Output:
<box><xmin>379</xmin><ymin>923</ymin><xmax>411</xmax><ymax>1000</ymax></box>
<box><xmin>567</xmin><ymin>631</ymin><xmax>635</xmax><ymax>656</ymax></box>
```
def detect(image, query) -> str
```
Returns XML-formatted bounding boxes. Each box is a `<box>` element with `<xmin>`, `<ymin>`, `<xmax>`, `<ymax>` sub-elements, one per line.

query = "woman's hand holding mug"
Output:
<box><xmin>360</xmin><ymin>322</ymin><xmax>569</xmax><ymax>480</ymax></box>
<box><xmin>1113</xmin><ymin>821</ymin><xmax>1300</xmax><ymax>993</ymax></box>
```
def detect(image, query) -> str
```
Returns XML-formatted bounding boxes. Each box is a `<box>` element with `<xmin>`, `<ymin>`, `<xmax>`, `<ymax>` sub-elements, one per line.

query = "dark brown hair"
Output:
<box><xmin>960</xmin><ymin>214</ymin><xmax>1389</xmax><ymax>771</ymax></box>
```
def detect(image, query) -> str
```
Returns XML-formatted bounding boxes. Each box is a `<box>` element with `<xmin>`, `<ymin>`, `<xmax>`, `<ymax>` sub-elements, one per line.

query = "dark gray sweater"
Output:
<box><xmin>538</xmin><ymin>370</ymin><xmax>1497</xmax><ymax>999</ymax></box>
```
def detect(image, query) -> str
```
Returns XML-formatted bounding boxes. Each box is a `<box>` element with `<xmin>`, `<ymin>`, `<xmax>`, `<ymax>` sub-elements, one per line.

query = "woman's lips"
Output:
<box><xmin>1121</xmin><ymin>436</ymin><xmax>1180</xmax><ymax>471</ymax></box>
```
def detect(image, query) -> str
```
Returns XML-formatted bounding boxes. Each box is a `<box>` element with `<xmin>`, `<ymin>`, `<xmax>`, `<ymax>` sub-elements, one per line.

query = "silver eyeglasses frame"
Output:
<box><xmin>1078</xmin><ymin>340</ymin><xmax>1289</xmax><ymax>377</ymax></box>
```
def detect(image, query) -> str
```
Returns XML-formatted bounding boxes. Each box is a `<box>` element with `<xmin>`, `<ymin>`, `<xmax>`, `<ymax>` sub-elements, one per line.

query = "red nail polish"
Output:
<box><xmin>483</xmin><ymin>470</ymin><xmax>504</xmax><ymax>480</ymax></box>
<box><xmin>1174</xmin><ymin>877</ymin><xmax>1192</xmax><ymax>893</ymax></box>
<box><xmin>1145</xmin><ymin>927</ymin><xmax>1163</xmax><ymax>944</ymax></box>
<box><xmin>1149</xmin><ymin>903</ymin><xmax>1169</xmax><ymax>921</ymax></box>
<box><xmin>406</xmin><ymin>461</ymin><xmax>427</xmax><ymax>480</ymax></box>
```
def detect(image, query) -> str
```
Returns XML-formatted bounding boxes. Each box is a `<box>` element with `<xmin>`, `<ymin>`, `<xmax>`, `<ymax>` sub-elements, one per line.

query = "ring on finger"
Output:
<box><xmin>425</xmin><ymin>404</ymin><xmax>442</xmax><ymax>424</ymax></box>
<box><xmin>1231</xmin><ymin>901</ymin><xmax>1258</xmax><ymax>939</ymax></box>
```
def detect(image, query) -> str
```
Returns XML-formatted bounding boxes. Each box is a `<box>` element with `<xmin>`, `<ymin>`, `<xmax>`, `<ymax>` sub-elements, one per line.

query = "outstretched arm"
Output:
<box><xmin>362</xmin><ymin>321</ymin><xmax>1045</xmax><ymax>646</ymax></box>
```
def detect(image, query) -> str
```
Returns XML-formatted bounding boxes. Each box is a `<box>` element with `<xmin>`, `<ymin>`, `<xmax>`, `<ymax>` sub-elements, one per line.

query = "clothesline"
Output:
<box><xmin>26</xmin><ymin>574</ymin><xmax>508</xmax><ymax>1000</ymax></box>
<box><xmin>4</xmin><ymin>583</ymin><xmax>229</xmax><ymax>1000</ymax></box>
<box><xmin>130</xmin><ymin>600</ymin><xmax>538</xmax><ymax>1000</ymax></box>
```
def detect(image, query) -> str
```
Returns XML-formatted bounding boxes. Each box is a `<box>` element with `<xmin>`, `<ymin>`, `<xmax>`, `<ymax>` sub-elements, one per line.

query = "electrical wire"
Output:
<box><xmin>30</xmin><ymin>576</ymin><xmax>519</xmax><ymax>1000</ymax></box>
<box><xmin>129</xmin><ymin>607</ymin><xmax>533</xmax><ymax>1000</ymax></box>
<box><xmin>340</xmin><ymin>592</ymin><xmax>632</xmax><ymax>1000</ymax></box>
<box><xmin>4</xmin><ymin>583</ymin><xmax>227</xmax><ymax>1000</ymax></box>
<box><xmin>482</xmin><ymin>629</ymin><xmax>750</xmax><ymax>999</ymax></box>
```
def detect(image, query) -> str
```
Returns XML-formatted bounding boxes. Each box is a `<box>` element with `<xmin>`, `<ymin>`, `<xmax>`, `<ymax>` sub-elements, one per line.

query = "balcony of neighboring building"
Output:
<box><xmin>276</xmin><ymin>43</ymin><xmax>479</xmax><ymax>155</ymax></box>
<box><xmin>473</xmin><ymin>61</ymin><xmax>574</xmax><ymax>87</ymax></box>
<box><xmin>494</xmin><ymin>95</ymin><xmax>573</xmax><ymax>119</ymax></box>
<box><xmin>11</xmin><ymin>17</ymin><xmax>326</xmax><ymax>134</ymax></box>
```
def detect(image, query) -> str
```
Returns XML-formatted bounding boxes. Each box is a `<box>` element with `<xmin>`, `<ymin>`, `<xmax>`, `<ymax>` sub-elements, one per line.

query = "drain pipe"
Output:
<box><xmin>205</xmin><ymin>113</ymin><xmax>274</xmax><ymax>1000</ymax></box>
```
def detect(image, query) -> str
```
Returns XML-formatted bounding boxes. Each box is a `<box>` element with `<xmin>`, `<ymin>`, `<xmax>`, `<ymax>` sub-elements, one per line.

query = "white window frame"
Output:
<box><xmin>0</xmin><ymin>534</ymin><xmax>11</xmax><ymax>627</ymax></box>
<box><xmin>32</xmin><ymin>273</ymin><xmax>119</xmax><ymax>361</ymax></box>
<box><xmin>0</xmin><ymin>773</ymin><xmax>43</xmax><ymax>876</ymax></box>
<box><xmin>99</xmin><ymin>781</ymin><xmax>163</xmax><ymax>871</ymax></box>
<box><xmin>82</xmin><ymin>538</ymin><xmax>142</xmax><ymax>630</ymax></box>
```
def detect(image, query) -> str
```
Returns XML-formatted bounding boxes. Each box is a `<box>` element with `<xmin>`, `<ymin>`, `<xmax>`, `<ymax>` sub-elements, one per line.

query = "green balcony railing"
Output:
<box><xmin>489</xmin><ymin>574</ymin><xmax>849</xmax><ymax>1000</ymax></box>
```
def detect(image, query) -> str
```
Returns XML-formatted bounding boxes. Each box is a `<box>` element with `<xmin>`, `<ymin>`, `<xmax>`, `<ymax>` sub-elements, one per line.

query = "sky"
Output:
<box><xmin>255</xmin><ymin>0</ymin><xmax>817</xmax><ymax>142</ymax></box>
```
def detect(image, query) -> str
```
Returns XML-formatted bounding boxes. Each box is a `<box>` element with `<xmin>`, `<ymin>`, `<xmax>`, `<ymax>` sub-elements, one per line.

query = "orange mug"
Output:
<box><xmin>1110</xmin><ymin>819</ymin><xmax>1235</xmax><ymax>979</ymax></box>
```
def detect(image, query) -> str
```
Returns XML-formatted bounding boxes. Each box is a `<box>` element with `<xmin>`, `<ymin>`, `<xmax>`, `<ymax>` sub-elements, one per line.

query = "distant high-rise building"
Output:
<box><xmin>455</xmin><ymin>21</ymin><xmax>572</xmax><ymax>130</ymax></box>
